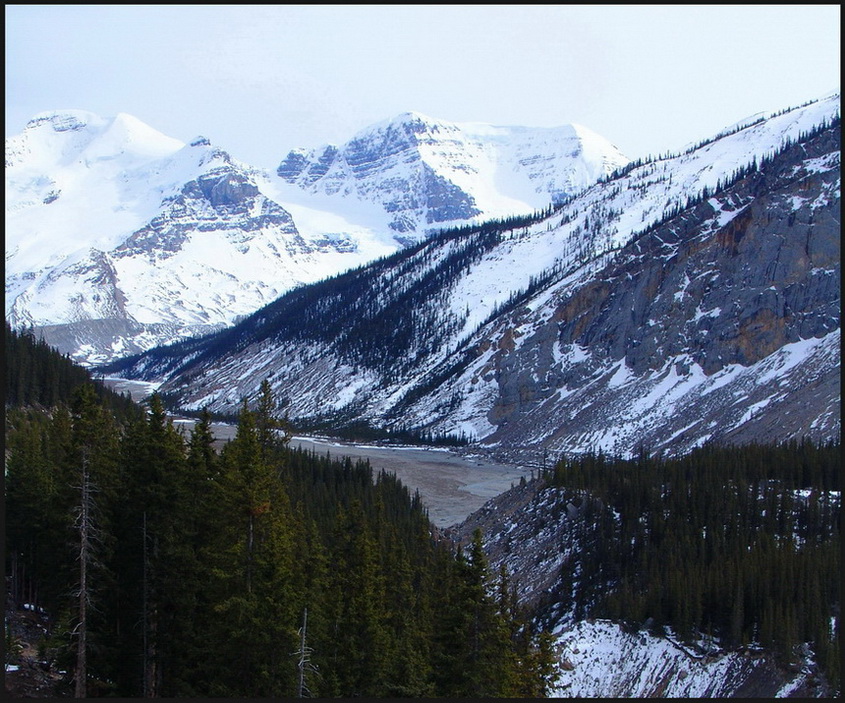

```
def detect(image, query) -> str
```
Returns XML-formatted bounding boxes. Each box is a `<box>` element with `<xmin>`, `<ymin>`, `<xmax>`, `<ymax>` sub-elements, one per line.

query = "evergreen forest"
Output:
<box><xmin>5</xmin><ymin>323</ymin><xmax>139</xmax><ymax>420</ymax></box>
<box><xmin>4</xmin><ymin>325</ymin><xmax>560</xmax><ymax>697</ymax></box>
<box><xmin>4</xmin><ymin>320</ymin><xmax>840</xmax><ymax>696</ymax></box>
<box><xmin>542</xmin><ymin>442</ymin><xmax>841</xmax><ymax>690</ymax></box>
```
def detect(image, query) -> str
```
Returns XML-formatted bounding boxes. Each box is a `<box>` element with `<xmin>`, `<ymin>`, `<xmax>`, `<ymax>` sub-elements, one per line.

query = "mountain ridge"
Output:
<box><xmin>6</xmin><ymin>109</ymin><xmax>625</xmax><ymax>364</ymax></box>
<box><xmin>276</xmin><ymin>110</ymin><xmax>629</xmax><ymax>241</ymax></box>
<box><xmin>103</xmin><ymin>93</ymin><xmax>840</xmax><ymax>459</ymax></box>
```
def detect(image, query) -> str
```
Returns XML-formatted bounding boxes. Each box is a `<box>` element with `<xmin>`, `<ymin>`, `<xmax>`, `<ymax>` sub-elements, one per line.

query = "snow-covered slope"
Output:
<box><xmin>275</xmin><ymin>111</ymin><xmax>628</xmax><ymax>243</ymax></box>
<box><xmin>548</xmin><ymin>619</ymin><xmax>825</xmax><ymax>698</ymax></box>
<box><xmin>107</xmin><ymin>93</ymin><xmax>840</xmax><ymax>457</ymax></box>
<box><xmin>5</xmin><ymin>110</ymin><xmax>398</xmax><ymax>363</ymax></box>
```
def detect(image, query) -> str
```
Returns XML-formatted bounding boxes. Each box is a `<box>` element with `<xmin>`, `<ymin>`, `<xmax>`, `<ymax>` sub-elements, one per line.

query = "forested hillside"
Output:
<box><xmin>551</xmin><ymin>443</ymin><xmax>839</xmax><ymax>679</ymax></box>
<box><xmin>4</xmin><ymin>322</ymin><xmax>139</xmax><ymax>419</ymax></box>
<box><xmin>457</xmin><ymin>440</ymin><xmax>841</xmax><ymax>694</ymax></box>
<box><xmin>5</xmin><ymin>326</ymin><xmax>560</xmax><ymax>697</ymax></box>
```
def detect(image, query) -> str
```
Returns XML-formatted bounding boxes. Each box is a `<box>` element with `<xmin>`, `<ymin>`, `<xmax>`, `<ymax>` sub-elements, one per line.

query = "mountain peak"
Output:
<box><xmin>349</xmin><ymin>111</ymin><xmax>452</xmax><ymax>142</ymax></box>
<box><xmin>87</xmin><ymin>112</ymin><xmax>185</xmax><ymax>160</ymax></box>
<box><xmin>8</xmin><ymin>110</ymin><xmax>185</xmax><ymax>171</ymax></box>
<box><xmin>277</xmin><ymin>111</ymin><xmax>630</xmax><ymax>241</ymax></box>
<box><xmin>24</xmin><ymin>109</ymin><xmax>106</xmax><ymax>133</ymax></box>
<box><xmin>392</xmin><ymin>110</ymin><xmax>438</xmax><ymax>124</ymax></box>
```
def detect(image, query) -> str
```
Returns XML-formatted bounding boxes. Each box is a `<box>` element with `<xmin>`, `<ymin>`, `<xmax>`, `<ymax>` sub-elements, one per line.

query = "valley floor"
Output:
<box><xmin>101</xmin><ymin>375</ymin><xmax>531</xmax><ymax>527</ymax></box>
<box><xmin>288</xmin><ymin>436</ymin><xmax>531</xmax><ymax>527</ymax></box>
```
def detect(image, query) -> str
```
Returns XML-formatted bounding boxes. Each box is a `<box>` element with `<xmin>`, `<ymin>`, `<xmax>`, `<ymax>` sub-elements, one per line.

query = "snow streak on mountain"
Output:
<box><xmin>106</xmin><ymin>93</ymin><xmax>840</xmax><ymax>459</ymax></box>
<box><xmin>6</xmin><ymin>110</ymin><xmax>625</xmax><ymax>365</ymax></box>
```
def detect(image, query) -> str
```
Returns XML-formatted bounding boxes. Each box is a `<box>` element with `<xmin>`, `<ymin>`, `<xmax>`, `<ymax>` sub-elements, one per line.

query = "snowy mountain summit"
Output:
<box><xmin>6</xmin><ymin>109</ymin><xmax>626</xmax><ymax>364</ymax></box>
<box><xmin>6</xmin><ymin>110</ymin><xmax>358</xmax><ymax>363</ymax></box>
<box><xmin>276</xmin><ymin>111</ymin><xmax>629</xmax><ymax>243</ymax></box>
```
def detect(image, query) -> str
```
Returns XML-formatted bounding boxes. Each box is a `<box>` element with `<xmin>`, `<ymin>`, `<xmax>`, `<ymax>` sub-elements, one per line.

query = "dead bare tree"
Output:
<box><xmin>294</xmin><ymin>608</ymin><xmax>319</xmax><ymax>697</ymax></box>
<box><xmin>72</xmin><ymin>451</ymin><xmax>101</xmax><ymax>698</ymax></box>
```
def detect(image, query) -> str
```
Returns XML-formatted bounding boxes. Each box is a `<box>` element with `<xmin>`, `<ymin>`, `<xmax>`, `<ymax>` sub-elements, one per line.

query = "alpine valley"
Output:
<box><xmin>103</xmin><ymin>92</ymin><xmax>840</xmax><ymax>462</ymax></box>
<box><xmin>5</xmin><ymin>92</ymin><xmax>841</xmax><ymax>698</ymax></box>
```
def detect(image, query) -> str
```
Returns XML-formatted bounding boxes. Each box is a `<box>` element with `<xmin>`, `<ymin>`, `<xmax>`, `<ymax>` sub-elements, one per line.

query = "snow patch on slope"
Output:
<box><xmin>550</xmin><ymin>620</ymin><xmax>814</xmax><ymax>698</ymax></box>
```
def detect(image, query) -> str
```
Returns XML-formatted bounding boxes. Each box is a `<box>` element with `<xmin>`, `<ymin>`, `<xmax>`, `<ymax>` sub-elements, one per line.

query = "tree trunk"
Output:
<box><xmin>74</xmin><ymin>457</ymin><xmax>90</xmax><ymax>699</ymax></box>
<box><xmin>297</xmin><ymin>608</ymin><xmax>308</xmax><ymax>698</ymax></box>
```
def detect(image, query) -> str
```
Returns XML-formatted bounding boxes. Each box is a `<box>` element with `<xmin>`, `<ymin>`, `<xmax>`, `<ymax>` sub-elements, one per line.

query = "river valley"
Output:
<box><xmin>102</xmin><ymin>377</ymin><xmax>530</xmax><ymax>527</ymax></box>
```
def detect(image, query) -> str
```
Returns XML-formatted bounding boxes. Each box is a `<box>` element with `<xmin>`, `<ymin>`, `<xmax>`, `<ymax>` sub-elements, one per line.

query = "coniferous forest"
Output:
<box><xmin>544</xmin><ymin>443</ymin><xmax>841</xmax><ymax>690</ymax></box>
<box><xmin>4</xmin><ymin>324</ymin><xmax>560</xmax><ymax>697</ymax></box>
<box><xmin>4</xmin><ymin>323</ymin><xmax>841</xmax><ymax>696</ymax></box>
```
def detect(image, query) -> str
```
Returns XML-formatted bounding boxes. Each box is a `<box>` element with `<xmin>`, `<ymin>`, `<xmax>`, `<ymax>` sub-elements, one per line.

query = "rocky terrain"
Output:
<box><xmin>444</xmin><ymin>119</ymin><xmax>841</xmax><ymax>457</ymax></box>
<box><xmin>4</xmin><ymin>598</ymin><xmax>67</xmax><ymax>698</ymax></box>
<box><xmin>106</xmin><ymin>94</ymin><xmax>840</xmax><ymax>460</ymax></box>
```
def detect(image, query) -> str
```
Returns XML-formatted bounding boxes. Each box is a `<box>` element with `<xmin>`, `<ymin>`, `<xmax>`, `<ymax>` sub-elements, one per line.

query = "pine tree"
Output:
<box><xmin>432</xmin><ymin>529</ymin><xmax>521</xmax><ymax>696</ymax></box>
<box><xmin>202</xmin><ymin>397</ymin><xmax>300</xmax><ymax>696</ymax></box>
<box><xmin>325</xmin><ymin>500</ymin><xmax>390</xmax><ymax>696</ymax></box>
<box><xmin>255</xmin><ymin>378</ymin><xmax>292</xmax><ymax>464</ymax></box>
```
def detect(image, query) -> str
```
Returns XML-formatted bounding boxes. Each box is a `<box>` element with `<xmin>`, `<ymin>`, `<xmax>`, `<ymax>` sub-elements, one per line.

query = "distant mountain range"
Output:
<box><xmin>5</xmin><ymin>110</ymin><xmax>626</xmax><ymax>365</ymax></box>
<box><xmin>104</xmin><ymin>93</ymin><xmax>841</xmax><ymax>459</ymax></box>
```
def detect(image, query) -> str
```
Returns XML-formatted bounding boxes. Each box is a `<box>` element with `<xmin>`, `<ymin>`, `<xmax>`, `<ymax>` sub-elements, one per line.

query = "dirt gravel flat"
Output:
<box><xmin>102</xmin><ymin>379</ymin><xmax>529</xmax><ymax>528</ymax></box>
<box><xmin>289</xmin><ymin>437</ymin><xmax>531</xmax><ymax>527</ymax></box>
<box><xmin>171</xmin><ymin>419</ymin><xmax>529</xmax><ymax>527</ymax></box>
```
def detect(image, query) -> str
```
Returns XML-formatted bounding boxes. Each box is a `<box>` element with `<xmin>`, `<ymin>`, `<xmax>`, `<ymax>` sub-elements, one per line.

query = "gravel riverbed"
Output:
<box><xmin>103</xmin><ymin>377</ymin><xmax>530</xmax><ymax>527</ymax></box>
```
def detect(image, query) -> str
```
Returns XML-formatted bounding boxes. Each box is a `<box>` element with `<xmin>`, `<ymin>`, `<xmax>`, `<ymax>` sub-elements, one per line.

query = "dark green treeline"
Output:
<box><xmin>544</xmin><ymin>442</ymin><xmax>840</xmax><ymax>690</ymax></box>
<box><xmin>4</xmin><ymin>322</ymin><xmax>139</xmax><ymax>419</ymax></box>
<box><xmin>5</xmin><ymin>329</ymin><xmax>559</xmax><ymax>697</ymax></box>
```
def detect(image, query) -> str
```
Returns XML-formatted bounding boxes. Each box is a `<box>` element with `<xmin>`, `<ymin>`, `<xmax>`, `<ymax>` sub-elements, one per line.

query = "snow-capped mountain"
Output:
<box><xmin>105</xmin><ymin>93</ymin><xmax>840</xmax><ymax>459</ymax></box>
<box><xmin>5</xmin><ymin>110</ymin><xmax>626</xmax><ymax>365</ymax></box>
<box><xmin>275</xmin><ymin>111</ymin><xmax>629</xmax><ymax>243</ymax></box>
<box><xmin>4</xmin><ymin>112</ymin><xmax>405</xmax><ymax>365</ymax></box>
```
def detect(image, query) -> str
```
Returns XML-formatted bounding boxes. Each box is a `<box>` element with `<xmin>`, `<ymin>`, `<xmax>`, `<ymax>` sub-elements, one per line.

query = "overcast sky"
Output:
<box><xmin>5</xmin><ymin>5</ymin><xmax>841</xmax><ymax>169</ymax></box>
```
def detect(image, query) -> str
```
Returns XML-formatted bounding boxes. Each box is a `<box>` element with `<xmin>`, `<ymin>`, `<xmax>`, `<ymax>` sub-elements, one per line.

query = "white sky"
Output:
<box><xmin>5</xmin><ymin>4</ymin><xmax>841</xmax><ymax>169</ymax></box>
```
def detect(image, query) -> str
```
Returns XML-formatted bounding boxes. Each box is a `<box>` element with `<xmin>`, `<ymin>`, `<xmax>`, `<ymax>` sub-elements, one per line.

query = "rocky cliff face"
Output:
<box><xmin>277</xmin><ymin>112</ymin><xmax>628</xmax><ymax>243</ymax></box>
<box><xmin>548</xmin><ymin>620</ymin><xmax>831</xmax><ymax>698</ymax></box>
<box><xmin>445</xmin><ymin>123</ymin><xmax>841</xmax><ymax>458</ymax></box>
